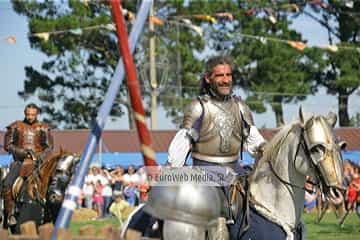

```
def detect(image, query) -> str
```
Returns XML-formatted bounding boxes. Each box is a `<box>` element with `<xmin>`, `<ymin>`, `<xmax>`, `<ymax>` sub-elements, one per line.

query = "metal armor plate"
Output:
<box><xmin>144</xmin><ymin>184</ymin><xmax>228</xmax><ymax>226</ymax></box>
<box><xmin>192</xmin><ymin>97</ymin><xmax>243</xmax><ymax>163</ymax></box>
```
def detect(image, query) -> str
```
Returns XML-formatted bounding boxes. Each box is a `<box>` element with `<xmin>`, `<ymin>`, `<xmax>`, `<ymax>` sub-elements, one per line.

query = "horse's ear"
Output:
<box><xmin>299</xmin><ymin>106</ymin><xmax>305</xmax><ymax>125</ymax></box>
<box><xmin>326</xmin><ymin>112</ymin><xmax>337</xmax><ymax>127</ymax></box>
<box><xmin>59</xmin><ymin>146</ymin><xmax>64</xmax><ymax>155</ymax></box>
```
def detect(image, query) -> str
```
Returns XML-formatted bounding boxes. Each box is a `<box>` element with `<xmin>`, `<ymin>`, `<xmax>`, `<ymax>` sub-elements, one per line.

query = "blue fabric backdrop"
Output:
<box><xmin>0</xmin><ymin>151</ymin><xmax>359</xmax><ymax>169</ymax></box>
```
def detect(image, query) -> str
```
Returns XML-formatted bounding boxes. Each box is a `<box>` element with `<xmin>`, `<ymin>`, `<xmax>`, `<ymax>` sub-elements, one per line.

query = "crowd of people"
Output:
<box><xmin>77</xmin><ymin>164</ymin><xmax>150</xmax><ymax>223</ymax></box>
<box><xmin>77</xmin><ymin>158</ymin><xmax>360</xmax><ymax>224</ymax></box>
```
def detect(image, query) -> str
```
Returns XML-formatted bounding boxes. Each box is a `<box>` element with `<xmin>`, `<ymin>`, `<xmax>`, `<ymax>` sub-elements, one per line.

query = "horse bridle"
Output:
<box><xmin>267</xmin><ymin>127</ymin><xmax>321</xmax><ymax>194</ymax></box>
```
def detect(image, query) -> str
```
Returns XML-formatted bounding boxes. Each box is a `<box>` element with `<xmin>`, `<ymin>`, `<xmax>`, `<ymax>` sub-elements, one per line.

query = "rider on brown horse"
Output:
<box><xmin>2</xmin><ymin>103</ymin><xmax>53</xmax><ymax>226</ymax></box>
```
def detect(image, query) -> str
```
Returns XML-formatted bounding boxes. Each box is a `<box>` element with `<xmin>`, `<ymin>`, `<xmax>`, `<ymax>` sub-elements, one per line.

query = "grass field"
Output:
<box><xmin>69</xmin><ymin>212</ymin><xmax>360</xmax><ymax>239</ymax></box>
<box><xmin>303</xmin><ymin>212</ymin><xmax>360</xmax><ymax>240</ymax></box>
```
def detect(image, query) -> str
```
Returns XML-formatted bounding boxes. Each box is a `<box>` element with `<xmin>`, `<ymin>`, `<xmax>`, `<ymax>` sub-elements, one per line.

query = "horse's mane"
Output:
<box><xmin>249</xmin><ymin>121</ymin><xmax>302</xmax><ymax>181</ymax></box>
<box><xmin>26</xmin><ymin>149</ymin><xmax>69</xmax><ymax>199</ymax></box>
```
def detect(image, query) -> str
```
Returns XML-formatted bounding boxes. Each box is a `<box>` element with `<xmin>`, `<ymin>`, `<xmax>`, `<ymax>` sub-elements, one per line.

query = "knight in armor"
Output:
<box><xmin>2</xmin><ymin>103</ymin><xmax>53</xmax><ymax>226</ymax></box>
<box><xmin>167</xmin><ymin>55</ymin><xmax>265</xmax><ymax>170</ymax></box>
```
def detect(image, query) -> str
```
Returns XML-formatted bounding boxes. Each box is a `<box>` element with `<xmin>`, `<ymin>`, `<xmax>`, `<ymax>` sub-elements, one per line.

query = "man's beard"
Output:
<box><xmin>209</xmin><ymin>81</ymin><xmax>232</xmax><ymax>98</ymax></box>
<box><xmin>24</xmin><ymin>118</ymin><xmax>37</xmax><ymax>124</ymax></box>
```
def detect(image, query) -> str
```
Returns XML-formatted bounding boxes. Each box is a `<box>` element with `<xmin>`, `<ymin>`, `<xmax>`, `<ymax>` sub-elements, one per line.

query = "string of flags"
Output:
<box><xmin>2</xmin><ymin>18</ymin><xmax>359</xmax><ymax>53</ymax></box>
<box><xmin>2</xmin><ymin>1</ymin><xmax>359</xmax><ymax>53</ymax></box>
<box><xmin>2</xmin><ymin>36</ymin><xmax>16</xmax><ymax>44</ymax></box>
<box><xmin>232</xmin><ymin>32</ymin><xmax>360</xmax><ymax>53</ymax></box>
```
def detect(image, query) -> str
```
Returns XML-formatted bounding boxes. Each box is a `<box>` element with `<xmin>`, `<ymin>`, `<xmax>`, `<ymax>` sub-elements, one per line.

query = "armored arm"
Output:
<box><xmin>167</xmin><ymin>129</ymin><xmax>192</xmax><ymax>167</ymax></box>
<box><xmin>167</xmin><ymin>99</ymin><xmax>204</xmax><ymax>167</ymax></box>
<box><xmin>42</xmin><ymin>124</ymin><xmax>54</xmax><ymax>150</ymax></box>
<box><xmin>4</xmin><ymin>122</ymin><xmax>27</xmax><ymax>160</ymax></box>
<box><xmin>246</xmin><ymin>127</ymin><xmax>266</xmax><ymax>158</ymax></box>
<box><xmin>38</xmin><ymin>124</ymin><xmax>54</xmax><ymax>160</ymax></box>
<box><xmin>181</xmin><ymin>98</ymin><xmax>205</xmax><ymax>142</ymax></box>
<box><xmin>238</xmin><ymin>101</ymin><xmax>266</xmax><ymax>158</ymax></box>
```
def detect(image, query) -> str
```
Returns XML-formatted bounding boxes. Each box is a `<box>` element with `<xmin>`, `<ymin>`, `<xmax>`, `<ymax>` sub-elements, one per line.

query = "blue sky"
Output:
<box><xmin>0</xmin><ymin>1</ymin><xmax>358</xmax><ymax>130</ymax></box>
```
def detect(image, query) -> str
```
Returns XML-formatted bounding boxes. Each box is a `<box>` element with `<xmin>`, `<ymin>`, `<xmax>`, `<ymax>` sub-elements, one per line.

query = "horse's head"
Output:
<box><xmin>47</xmin><ymin>152</ymin><xmax>80</xmax><ymax>204</ymax></box>
<box><xmin>299</xmin><ymin>107</ymin><xmax>345</xmax><ymax>200</ymax></box>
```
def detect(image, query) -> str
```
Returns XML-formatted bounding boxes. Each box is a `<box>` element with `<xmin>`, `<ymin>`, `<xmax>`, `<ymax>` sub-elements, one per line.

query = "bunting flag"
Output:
<box><xmin>282</xmin><ymin>3</ymin><xmax>300</xmax><ymax>13</ymax></box>
<box><xmin>3</xmin><ymin>36</ymin><xmax>16</xmax><ymax>43</ymax></box>
<box><xmin>307</xmin><ymin>0</ymin><xmax>329</xmax><ymax>9</ymax></box>
<box><xmin>69</xmin><ymin>28</ymin><xmax>83</xmax><ymax>35</ymax></box>
<box><xmin>104</xmin><ymin>23</ymin><xmax>116</xmax><ymax>31</ymax></box>
<box><xmin>345</xmin><ymin>1</ymin><xmax>354</xmax><ymax>8</ymax></box>
<box><xmin>2</xmin><ymin>6</ymin><xmax>358</xmax><ymax>53</ymax></box>
<box><xmin>214</xmin><ymin>12</ymin><xmax>234</xmax><ymax>21</ymax></box>
<box><xmin>33</xmin><ymin>32</ymin><xmax>50</xmax><ymax>42</ymax></box>
<box><xmin>321</xmin><ymin>45</ymin><xmax>339</xmax><ymax>52</ymax></box>
<box><xmin>264</xmin><ymin>8</ymin><xmax>277</xmax><ymax>24</ymax></box>
<box><xmin>180</xmin><ymin>19</ymin><xmax>203</xmax><ymax>36</ymax></box>
<box><xmin>258</xmin><ymin>37</ymin><xmax>267</xmax><ymax>44</ymax></box>
<box><xmin>149</xmin><ymin>16</ymin><xmax>165</xmax><ymax>26</ymax></box>
<box><xmin>243</xmin><ymin>9</ymin><xmax>256</xmax><ymax>16</ymax></box>
<box><xmin>287</xmin><ymin>40</ymin><xmax>307</xmax><ymax>51</ymax></box>
<box><xmin>193</xmin><ymin>14</ymin><xmax>217</xmax><ymax>23</ymax></box>
<box><xmin>122</xmin><ymin>8</ymin><xmax>135</xmax><ymax>21</ymax></box>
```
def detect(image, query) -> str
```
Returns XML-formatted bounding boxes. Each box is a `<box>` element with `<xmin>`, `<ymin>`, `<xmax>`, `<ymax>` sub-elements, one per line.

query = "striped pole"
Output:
<box><xmin>110</xmin><ymin>0</ymin><xmax>157</xmax><ymax>167</ymax></box>
<box><xmin>51</xmin><ymin>1</ymin><xmax>153</xmax><ymax>238</ymax></box>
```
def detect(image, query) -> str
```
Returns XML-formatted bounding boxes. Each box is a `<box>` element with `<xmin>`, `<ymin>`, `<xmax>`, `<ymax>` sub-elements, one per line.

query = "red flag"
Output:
<box><xmin>287</xmin><ymin>41</ymin><xmax>306</xmax><ymax>51</ymax></box>
<box><xmin>243</xmin><ymin>9</ymin><xmax>256</xmax><ymax>16</ymax></box>
<box><xmin>4</xmin><ymin>36</ymin><xmax>16</xmax><ymax>43</ymax></box>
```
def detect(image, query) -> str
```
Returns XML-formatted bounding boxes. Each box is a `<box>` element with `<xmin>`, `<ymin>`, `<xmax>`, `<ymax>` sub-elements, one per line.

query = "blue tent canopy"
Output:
<box><xmin>1</xmin><ymin>151</ymin><xmax>359</xmax><ymax>169</ymax></box>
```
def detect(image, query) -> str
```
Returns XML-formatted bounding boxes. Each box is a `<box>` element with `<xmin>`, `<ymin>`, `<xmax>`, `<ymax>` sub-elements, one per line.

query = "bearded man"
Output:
<box><xmin>168</xmin><ymin>55</ymin><xmax>265</xmax><ymax>169</ymax></box>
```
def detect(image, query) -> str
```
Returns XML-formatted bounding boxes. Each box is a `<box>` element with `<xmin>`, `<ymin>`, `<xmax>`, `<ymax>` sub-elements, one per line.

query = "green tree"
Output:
<box><xmin>13</xmin><ymin>0</ymin><xmax>204</xmax><ymax>128</ymax></box>
<box><xmin>134</xmin><ymin>0</ymin><xmax>204</xmax><ymax>126</ymax></box>
<box><xmin>299</xmin><ymin>1</ymin><xmax>360</xmax><ymax>126</ymax></box>
<box><xmin>233</xmin><ymin>20</ymin><xmax>313</xmax><ymax>126</ymax></box>
<box><xmin>154</xmin><ymin>0</ymin><xmax>317</xmax><ymax>127</ymax></box>
<box><xmin>13</xmin><ymin>0</ymin><xmax>125</xmax><ymax>129</ymax></box>
<box><xmin>228</xmin><ymin>1</ymin><xmax>318</xmax><ymax>127</ymax></box>
<box><xmin>14</xmin><ymin>0</ymin><xmax>331</xmax><ymax>128</ymax></box>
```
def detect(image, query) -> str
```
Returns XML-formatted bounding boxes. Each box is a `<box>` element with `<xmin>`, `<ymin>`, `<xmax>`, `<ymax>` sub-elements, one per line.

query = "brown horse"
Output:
<box><xmin>7</xmin><ymin>149</ymin><xmax>79</xmax><ymax>233</ymax></box>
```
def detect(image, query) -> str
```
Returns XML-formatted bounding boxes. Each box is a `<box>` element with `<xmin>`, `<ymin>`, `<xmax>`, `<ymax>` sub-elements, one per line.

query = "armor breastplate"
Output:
<box><xmin>17</xmin><ymin>122</ymin><xmax>44</xmax><ymax>153</ymax></box>
<box><xmin>192</xmin><ymin>98</ymin><xmax>243</xmax><ymax>163</ymax></box>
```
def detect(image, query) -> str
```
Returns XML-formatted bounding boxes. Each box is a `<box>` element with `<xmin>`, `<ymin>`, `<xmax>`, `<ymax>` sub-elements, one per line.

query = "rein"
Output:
<box><xmin>267</xmin><ymin>129</ymin><xmax>320</xmax><ymax>194</ymax></box>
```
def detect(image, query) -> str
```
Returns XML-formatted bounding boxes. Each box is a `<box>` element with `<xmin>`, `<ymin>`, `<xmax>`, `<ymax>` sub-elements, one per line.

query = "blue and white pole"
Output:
<box><xmin>51</xmin><ymin>1</ymin><xmax>153</xmax><ymax>238</ymax></box>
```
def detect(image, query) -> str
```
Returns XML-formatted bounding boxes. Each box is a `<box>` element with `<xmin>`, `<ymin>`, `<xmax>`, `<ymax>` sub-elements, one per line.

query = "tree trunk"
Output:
<box><xmin>271</xmin><ymin>97</ymin><xmax>285</xmax><ymax>127</ymax></box>
<box><xmin>338</xmin><ymin>93</ymin><xmax>350</xmax><ymax>126</ymax></box>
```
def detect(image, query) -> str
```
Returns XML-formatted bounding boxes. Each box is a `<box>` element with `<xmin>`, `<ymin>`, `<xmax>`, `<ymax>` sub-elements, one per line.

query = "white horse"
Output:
<box><xmin>123</xmin><ymin>108</ymin><xmax>345</xmax><ymax>240</ymax></box>
<box><xmin>230</xmin><ymin>108</ymin><xmax>345</xmax><ymax>240</ymax></box>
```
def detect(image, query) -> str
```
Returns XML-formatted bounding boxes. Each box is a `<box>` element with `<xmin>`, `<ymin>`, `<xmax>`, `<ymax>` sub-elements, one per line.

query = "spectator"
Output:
<box><xmin>102</xmin><ymin>182</ymin><xmax>113</xmax><ymax>217</ymax></box>
<box><xmin>304</xmin><ymin>177</ymin><xmax>317</xmax><ymax>213</ymax></box>
<box><xmin>123</xmin><ymin>184</ymin><xmax>138</xmax><ymax>206</ymax></box>
<box><xmin>138</xmin><ymin>182</ymin><xmax>150</xmax><ymax>203</ymax></box>
<box><xmin>77</xmin><ymin>188</ymin><xmax>85</xmax><ymax>208</ymax></box>
<box><xmin>93</xmin><ymin>180</ymin><xmax>104</xmax><ymax>217</ymax></box>
<box><xmin>123</xmin><ymin>165</ymin><xmax>140</xmax><ymax>185</ymax></box>
<box><xmin>99</xmin><ymin>168</ymin><xmax>111</xmax><ymax>186</ymax></box>
<box><xmin>83</xmin><ymin>181</ymin><xmax>94</xmax><ymax>209</ymax></box>
<box><xmin>109</xmin><ymin>192</ymin><xmax>130</xmax><ymax>226</ymax></box>
<box><xmin>347</xmin><ymin>172</ymin><xmax>360</xmax><ymax>212</ymax></box>
<box><xmin>137</xmin><ymin>167</ymin><xmax>150</xmax><ymax>203</ymax></box>
<box><xmin>85</xmin><ymin>167</ymin><xmax>96</xmax><ymax>184</ymax></box>
<box><xmin>111</xmin><ymin>167</ymin><xmax>125</xmax><ymax>195</ymax></box>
